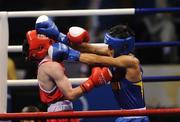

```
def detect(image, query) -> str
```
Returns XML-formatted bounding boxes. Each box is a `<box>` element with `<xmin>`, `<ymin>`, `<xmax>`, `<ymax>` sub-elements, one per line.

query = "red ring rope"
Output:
<box><xmin>0</xmin><ymin>108</ymin><xmax>180</xmax><ymax>120</ymax></box>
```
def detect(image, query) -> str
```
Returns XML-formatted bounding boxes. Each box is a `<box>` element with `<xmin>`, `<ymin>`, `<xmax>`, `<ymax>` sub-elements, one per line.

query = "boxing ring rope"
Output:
<box><xmin>7</xmin><ymin>76</ymin><xmax>180</xmax><ymax>86</ymax></box>
<box><xmin>1</xmin><ymin>7</ymin><xmax>180</xmax><ymax>113</ymax></box>
<box><xmin>0</xmin><ymin>108</ymin><xmax>180</xmax><ymax>120</ymax></box>
<box><xmin>135</xmin><ymin>41</ymin><xmax>180</xmax><ymax>48</ymax></box>
<box><xmin>135</xmin><ymin>7</ymin><xmax>180</xmax><ymax>14</ymax></box>
<box><xmin>6</xmin><ymin>7</ymin><xmax>180</xmax><ymax>18</ymax></box>
<box><xmin>8</xmin><ymin>41</ymin><xmax>180</xmax><ymax>52</ymax></box>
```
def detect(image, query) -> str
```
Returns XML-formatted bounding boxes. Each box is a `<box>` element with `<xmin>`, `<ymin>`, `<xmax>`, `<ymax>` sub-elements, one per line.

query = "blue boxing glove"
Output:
<box><xmin>48</xmin><ymin>42</ymin><xmax>80</xmax><ymax>62</ymax></box>
<box><xmin>35</xmin><ymin>15</ymin><xmax>68</xmax><ymax>44</ymax></box>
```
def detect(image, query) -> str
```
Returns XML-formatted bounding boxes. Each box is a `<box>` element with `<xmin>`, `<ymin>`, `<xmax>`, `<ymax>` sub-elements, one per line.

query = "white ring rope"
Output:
<box><xmin>8</xmin><ymin>45</ymin><xmax>22</xmax><ymax>52</ymax></box>
<box><xmin>7</xmin><ymin>8</ymin><xmax>135</xmax><ymax>18</ymax></box>
<box><xmin>8</xmin><ymin>44</ymin><xmax>107</xmax><ymax>52</ymax></box>
<box><xmin>8</xmin><ymin>78</ymin><xmax>87</xmax><ymax>86</ymax></box>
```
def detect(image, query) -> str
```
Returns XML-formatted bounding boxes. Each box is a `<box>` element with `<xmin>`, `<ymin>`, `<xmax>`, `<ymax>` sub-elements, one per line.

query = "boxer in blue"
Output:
<box><xmin>35</xmin><ymin>15</ymin><xmax>150</xmax><ymax>122</ymax></box>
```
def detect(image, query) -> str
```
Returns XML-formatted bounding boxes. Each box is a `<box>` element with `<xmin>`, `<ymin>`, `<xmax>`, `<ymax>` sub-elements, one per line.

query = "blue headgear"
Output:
<box><xmin>104</xmin><ymin>33</ymin><xmax>135</xmax><ymax>57</ymax></box>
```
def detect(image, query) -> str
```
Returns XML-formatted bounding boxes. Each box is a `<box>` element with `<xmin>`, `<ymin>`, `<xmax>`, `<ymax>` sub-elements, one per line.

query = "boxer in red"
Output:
<box><xmin>22</xmin><ymin>29</ymin><xmax>112</xmax><ymax>122</ymax></box>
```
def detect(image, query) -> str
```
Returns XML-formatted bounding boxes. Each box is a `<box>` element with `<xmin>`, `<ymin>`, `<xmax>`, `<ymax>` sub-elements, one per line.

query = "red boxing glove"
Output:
<box><xmin>80</xmin><ymin>67</ymin><xmax>112</xmax><ymax>93</ymax></box>
<box><xmin>67</xmin><ymin>26</ymin><xmax>90</xmax><ymax>44</ymax></box>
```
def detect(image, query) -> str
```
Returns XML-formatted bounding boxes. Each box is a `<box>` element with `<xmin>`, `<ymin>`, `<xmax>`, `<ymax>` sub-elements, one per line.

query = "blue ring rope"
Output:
<box><xmin>143</xmin><ymin>76</ymin><xmax>180</xmax><ymax>82</ymax></box>
<box><xmin>135</xmin><ymin>41</ymin><xmax>180</xmax><ymax>48</ymax></box>
<box><xmin>135</xmin><ymin>7</ymin><xmax>180</xmax><ymax>14</ymax></box>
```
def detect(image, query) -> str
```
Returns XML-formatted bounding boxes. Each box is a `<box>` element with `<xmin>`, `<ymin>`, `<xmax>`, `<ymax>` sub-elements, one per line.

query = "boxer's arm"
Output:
<box><xmin>48</xmin><ymin>62</ymin><xmax>84</xmax><ymax>101</ymax></box>
<box><xmin>71</xmin><ymin>43</ymin><xmax>111</xmax><ymax>56</ymax></box>
<box><xmin>79</xmin><ymin>53</ymin><xmax>139</xmax><ymax>68</ymax></box>
<box><xmin>48</xmin><ymin>42</ymin><xmax>138</xmax><ymax>68</ymax></box>
<box><xmin>48</xmin><ymin>62</ymin><xmax>112</xmax><ymax>101</ymax></box>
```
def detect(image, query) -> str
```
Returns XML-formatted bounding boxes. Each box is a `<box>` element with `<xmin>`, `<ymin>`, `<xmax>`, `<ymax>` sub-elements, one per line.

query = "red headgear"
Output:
<box><xmin>26</xmin><ymin>30</ymin><xmax>55</xmax><ymax>60</ymax></box>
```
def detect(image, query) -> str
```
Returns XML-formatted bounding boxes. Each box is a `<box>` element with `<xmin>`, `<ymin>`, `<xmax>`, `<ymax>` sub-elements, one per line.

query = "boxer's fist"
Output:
<box><xmin>80</xmin><ymin>67</ymin><xmax>112</xmax><ymax>93</ymax></box>
<box><xmin>48</xmin><ymin>42</ymin><xmax>80</xmax><ymax>62</ymax></box>
<box><xmin>67</xmin><ymin>26</ymin><xmax>90</xmax><ymax>44</ymax></box>
<box><xmin>35</xmin><ymin>15</ymin><xmax>68</xmax><ymax>44</ymax></box>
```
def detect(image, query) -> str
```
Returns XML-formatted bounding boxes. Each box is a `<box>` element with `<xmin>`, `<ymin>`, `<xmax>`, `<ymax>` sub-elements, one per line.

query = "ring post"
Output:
<box><xmin>0</xmin><ymin>12</ymin><xmax>9</xmax><ymax>113</ymax></box>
